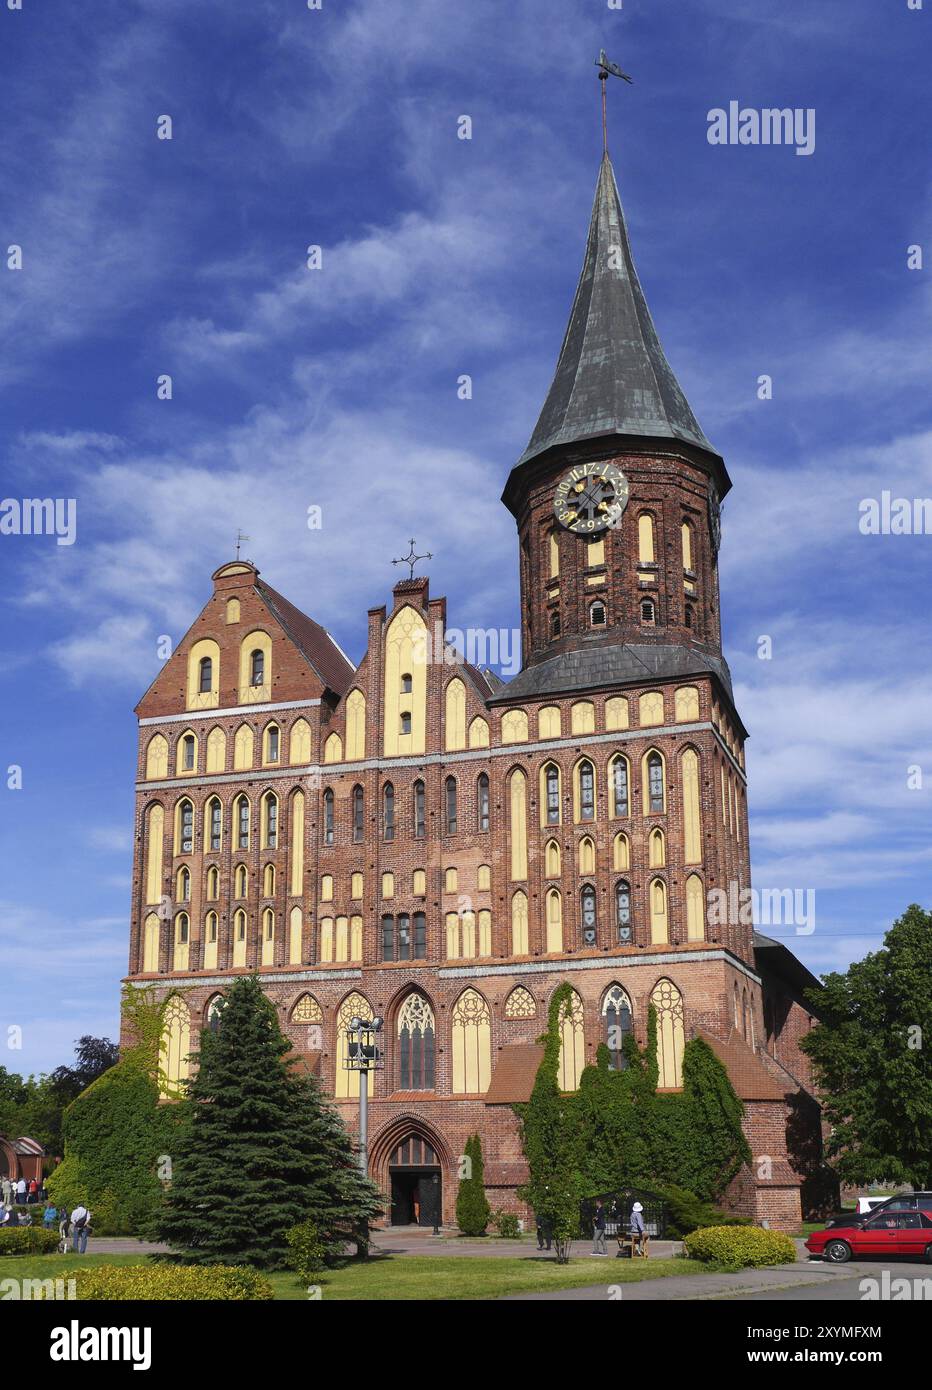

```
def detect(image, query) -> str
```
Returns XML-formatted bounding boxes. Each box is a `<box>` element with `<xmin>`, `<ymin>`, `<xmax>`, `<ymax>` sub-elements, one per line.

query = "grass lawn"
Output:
<box><xmin>1</xmin><ymin>1251</ymin><xmax>710</xmax><ymax>1301</ymax></box>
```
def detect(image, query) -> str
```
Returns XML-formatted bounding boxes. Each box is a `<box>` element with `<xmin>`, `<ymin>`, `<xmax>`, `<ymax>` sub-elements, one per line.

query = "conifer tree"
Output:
<box><xmin>455</xmin><ymin>1133</ymin><xmax>491</xmax><ymax>1236</ymax></box>
<box><xmin>155</xmin><ymin>976</ymin><xmax>381</xmax><ymax>1267</ymax></box>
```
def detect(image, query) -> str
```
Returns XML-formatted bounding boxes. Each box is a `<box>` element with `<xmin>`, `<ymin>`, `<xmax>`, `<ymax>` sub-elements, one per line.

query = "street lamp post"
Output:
<box><xmin>343</xmin><ymin>1016</ymin><xmax>384</xmax><ymax>1178</ymax></box>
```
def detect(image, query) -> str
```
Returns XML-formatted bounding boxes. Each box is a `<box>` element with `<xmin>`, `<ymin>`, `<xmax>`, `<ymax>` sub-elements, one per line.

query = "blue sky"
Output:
<box><xmin>1</xmin><ymin>0</ymin><xmax>930</xmax><ymax>1076</ymax></box>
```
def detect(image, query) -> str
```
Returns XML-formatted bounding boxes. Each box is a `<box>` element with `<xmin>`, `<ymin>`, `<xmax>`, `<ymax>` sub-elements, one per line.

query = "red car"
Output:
<box><xmin>806</xmin><ymin>1208</ymin><xmax>932</xmax><ymax>1263</ymax></box>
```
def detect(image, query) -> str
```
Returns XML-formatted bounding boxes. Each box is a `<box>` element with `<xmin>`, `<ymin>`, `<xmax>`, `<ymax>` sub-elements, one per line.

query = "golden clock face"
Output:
<box><xmin>553</xmin><ymin>462</ymin><xmax>630</xmax><ymax>534</ymax></box>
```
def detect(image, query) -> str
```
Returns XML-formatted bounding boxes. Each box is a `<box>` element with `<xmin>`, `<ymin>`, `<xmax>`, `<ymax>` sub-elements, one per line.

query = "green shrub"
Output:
<box><xmin>36</xmin><ymin>1263</ymin><xmax>274</xmax><ymax>1301</ymax></box>
<box><xmin>286</xmin><ymin>1220</ymin><xmax>327</xmax><ymax>1280</ymax></box>
<box><xmin>0</xmin><ymin>1227</ymin><xmax>60</xmax><ymax>1255</ymax></box>
<box><xmin>684</xmin><ymin>1225</ymin><xmax>797</xmax><ymax>1271</ymax></box>
<box><xmin>655</xmin><ymin>1185</ymin><xmax>752</xmax><ymax>1238</ymax></box>
<box><xmin>492</xmin><ymin>1211</ymin><xmax>521</xmax><ymax>1239</ymax></box>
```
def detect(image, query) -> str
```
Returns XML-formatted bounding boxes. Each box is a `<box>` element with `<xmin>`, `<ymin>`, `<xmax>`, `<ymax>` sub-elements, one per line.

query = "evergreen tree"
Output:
<box><xmin>455</xmin><ymin>1133</ymin><xmax>491</xmax><ymax>1235</ymax></box>
<box><xmin>155</xmin><ymin>977</ymin><xmax>381</xmax><ymax>1268</ymax></box>
<box><xmin>801</xmin><ymin>903</ymin><xmax>932</xmax><ymax>1188</ymax></box>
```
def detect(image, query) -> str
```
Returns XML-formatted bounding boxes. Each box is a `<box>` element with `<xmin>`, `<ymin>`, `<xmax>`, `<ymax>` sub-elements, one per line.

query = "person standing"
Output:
<box><xmin>70</xmin><ymin>1204</ymin><xmax>91</xmax><ymax>1255</ymax></box>
<box><xmin>15</xmin><ymin>1178</ymin><xmax>27</xmax><ymax>1205</ymax></box>
<box><xmin>592</xmin><ymin>1199</ymin><xmax>607</xmax><ymax>1256</ymax></box>
<box><xmin>58</xmin><ymin>1208</ymin><xmax>72</xmax><ymax>1254</ymax></box>
<box><xmin>1</xmin><ymin>1176</ymin><xmax>11</xmax><ymax>1210</ymax></box>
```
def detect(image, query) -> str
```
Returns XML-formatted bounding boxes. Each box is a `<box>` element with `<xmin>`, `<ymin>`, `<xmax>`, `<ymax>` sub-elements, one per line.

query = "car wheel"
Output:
<box><xmin>924</xmin><ymin>1245</ymin><xmax>932</xmax><ymax>1265</ymax></box>
<box><xmin>824</xmin><ymin>1240</ymin><xmax>851</xmax><ymax>1264</ymax></box>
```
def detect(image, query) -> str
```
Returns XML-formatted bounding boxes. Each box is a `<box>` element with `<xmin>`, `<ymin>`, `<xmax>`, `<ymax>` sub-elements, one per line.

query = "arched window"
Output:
<box><xmin>206</xmin><ymin>995</ymin><xmax>225</xmax><ymax>1034</ymax></box>
<box><xmin>289</xmin><ymin>718</ymin><xmax>311</xmax><ymax>764</ymax></box>
<box><xmin>445</xmin><ymin>776</ymin><xmax>458</xmax><ymax>835</ymax></box>
<box><xmin>477</xmin><ymin>863</ymin><xmax>490</xmax><ymax>890</ymax></box>
<box><xmin>383</xmin><ymin>782</ymin><xmax>395</xmax><ymax>841</ymax></box>
<box><xmin>649</xmin><ymin>827</ymin><xmax>666</xmax><ymax>867</ymax></box>
<box><xmin>544</xmin><ymin>763</ymin><xmax>561</xmax><ymax>825</ymax></box>
<box><xmin>550</xmin><ymin>609</ymin><xmax>561</xmax><ymax>639</ymax></box>
<box><xmin>236</xmin><ymin>795</ymin><xmax>250</xmax><ymax>850</ymax></box>
<box><xmin>234</xmin><ymin>863</ymin><xmax>247</xmax><ymax>897</ymax></box>
<box><xmin>322</xmin><ymin>788</ymin><xmax>334</xmax><ymax>845</ymax></box>
<box><xmin>198</xmin><ymin>656</ymin><xmax>212</xmax><ymax>694</ymax></box>
<box><xmin>263</xmin><ymin>863</ymin><xmax>276</xmax><ymax>896</ymax></box>
<box><xmin>538</xmin><ymin>706</ymin><xmax>561</xmax><ymax>739</ymax></box>
<box><xmin>142</xmin><ymin>913</ymin><xmax>160</xmax><ymax>972</ymax></box>
<box><xmin>611</xmin><ymin>755</ymin><xmax>629</xmax><ymax>817</ymax></box>
<box><xmin>580</xmin><ymin>884</ymin><xmax>597</xmax><ymax>946</ymax></box>
<box><xmin>477</xmin><ymin>773</ymin><xmax>490</xmax><ymax>832</ymax></box>
<box><xmin>177</xmin><ymin>865</ymin><xmax>190</xmax><ymax>901</ymax></box>
<box><xmin>613</xmin><ymin>832</ymin><xmax>629</xmax><ymax>871</ymax></box>
<box><xmin>352</xmin><ymin>785</ymin><xmax>364</xmax><ymax>843</ymax></box>
<box><xmin>557</xmin><ymin>989</ymin><xmax>585</xmax><ymax>1092</ymax></box>
<box><xmin>145</xmin><ymin>733</ymin><xmax>168</xmax><ymax>779</ymax></box>
<box><xmin>545</xmin><ymin>888</ymin><xmax>563</xmax><ymax>953</ymax></box>
<box><xmin>232</xmin><ymin>908</ymin><xmax>248</xmax><ymax>967</ymax></box>
<box><xmin>469</xmin><ymin>716</ymin><xmax>490</xmax><ymax>748</ymax></box>
<box><xmin>578</xmin><ymin>759</ymin><xmax>595</xmax><ymax>821</ymax></box>
<box><xmin>262</xmin><ymin>792</ymin><xmax>278</xmax><ymax>849</ymax></box>
<box><xmin>646</xmin><ymin>752</ymin><xmax>665</xmax><ymax>814</ymax></box>
<box><xmin>226</xmin><ymin>598</ymin><xmax>240</xmax><ymax>624</ymax></box>
<box><xmin>291</xmin><ymin>993</ymin><xmax>322</xmax><ymax>1024</ymax></box>
<box><xmin>400</xmin><ymin>712</ymin><xmax>412</xmax><ymax>736</ymax></box>
<box><xmin>335</xmin><ymin>993</ymin><xmax>373</xmax><ymax>1100</ymax></box>
<box><xmin>180</xmin><ymin>733</ymin><xmax>196</xmax><ymax>772</ymax></box>
<box><xmin>397</xmin><ymin>994</ymin><xmax>435</xmax><ymax>1090</ymax></box>
<box><xmin>637</xmin><ymin>513</ymin><xmax>655</xmax><ymax>564</ymax></box>
<box><xmin>264</xmin><ymin>724</ymin><xmax>280</xmax><ymax>764</ymax></box>
<box><xmin>158</xmin><ymin>996</ymin><xmax>190</xmax><ymax>1098</ymax></box>
<box><xmin>401</xmin><ymin>672</ymin><xmax>412</xmax><ymax>694</ymax></box>
<box><xmin>204</xmin><ymin>912</ymin><xmax>218</xmax><ymax>968</ymax></box>
<box><xmin>509</xmin><ymin>768</ymin><xmax>528</xmax><ymax>881</ymax></box>
<box><xmin>511</xmin><ymin>889</ymin><xmax>529</xmax><ymax>954</ymax></box>
<box><xmin>640</xmin><ymin>598</ymin><xmax>655</xmax><ymax>625</ymax></box>
<box><xmin>178</xmin><ymin>799</ymin><xmax>194</xmax><ymax>854</ymax></box>
<box><xmin>504</xmin><ymin>986</ymin><xmax>537</xmax><ymax>1019</ymax></box>
<box><xmin>650</xmin><ymin>878</ymin><xmax>669</xmax><ymax>944</ymax></box>
<box><xmin>685</xmin><ymin>605</ymin><xmax>694</xmax><ymax>629</ymax></box>
<box><xmin>261</xmin><ymin>907</ymin><xmax>275</xmax><ymax>965</ymax></box>
<box><xmin>685</xmin><ymin>873</ymin><xmax>705</xmax><ymax>942</ymax></box>
<box><xmin>206</xmin><ymin>865</ymin><xmax>219</xmax><ymax>900</ymax></box>
<box><xmin>615</xmin><ymin>879</ymin><xmax>632</xmax><ymax>942</ymax></box>
<box><xmin>413</xmin><ymin>779</ymin><xmax>425</xmax><ymax>838</ymax></box>
<box><xmin>502</xmin><ymin>709</ymin><xmax>529</xmax><ymax>744</ymax></box>
<box><xmin>545</xmin><ymin>838</ymin><xmax>561</xmax><ymax>877</ymax></box>
<box><xmin>578</xmin><ymin>835</ymin><xmax>595</xmax><ymax>874</ymax></box>
<box><xmin>207</xmin><ymin>798</ymin><xmax>222</xmax><ymax>852</ymax></box>
<box><xmin>250</xmin><ymin>648</ymin><xmax>265</xmax><ymax>686</ymax></box>
<box><xmin>681</xmin><ymin>519</ymin><xmax>694</xmax><ymax>571</ymax></box>
<box><xmin>173</xmin><ymin>912</ymin><xmax>189</xmax><ymax>971</ymax></box>
<box><xmin>652</xmin><ymin>979</ymin><xmax>685</xmax><ymax>1088</ymax></box>
<box><xmin>603</xmin><ymin>986</ymin><xmax>632</xmax><ymax>1070</ymax></box>
<box><xmin>590</xmin><ymin>600</ymin><xmax>606</xmax><ymax>627</ymax></box>
<box><xmin>451</xmin><ymin>989</ymin><xmax>492</xmax><ymax>1094</ymax></box>
<box><xmin>234</xmin><ymin>724</ymin><xmax>254</xmax><ymax>771</ymax></box>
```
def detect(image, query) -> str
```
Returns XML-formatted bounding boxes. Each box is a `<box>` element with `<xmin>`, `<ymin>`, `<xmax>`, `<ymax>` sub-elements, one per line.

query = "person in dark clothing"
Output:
<box><xmin>535</xmin><ymin>1213</ymin><xmax>553</xmax><ymax>1251</ymax></box>
<box><xmin>592</xmin><ymin>1199</ymin><xmax>607</xmax><ymax>1255</ymax></box>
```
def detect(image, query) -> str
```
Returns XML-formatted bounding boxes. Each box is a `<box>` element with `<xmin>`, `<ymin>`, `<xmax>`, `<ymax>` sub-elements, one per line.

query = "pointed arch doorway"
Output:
<box><xmin>388</xmin><ymin>1134</ymin><xmax>441</xmax><ymax>1227</ymax></box>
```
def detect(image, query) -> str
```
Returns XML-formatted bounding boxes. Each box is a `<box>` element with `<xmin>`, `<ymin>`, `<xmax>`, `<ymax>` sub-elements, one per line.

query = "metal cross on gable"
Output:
<box><xmin>392</xmin><ymin>538</ymin><xmax>433</xmax><ymax>581</ymax></box>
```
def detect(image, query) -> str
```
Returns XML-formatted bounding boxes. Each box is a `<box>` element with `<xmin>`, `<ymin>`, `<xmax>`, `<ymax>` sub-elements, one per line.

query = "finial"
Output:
<box><xmin>391</xmin><ymin>538</ymin><xmax>433</xmax><ymax>581</ymax></box>
<box><xmin>595</xmin><ymin>50</ymin><xmax>633</xmax><ymax>155</ymax></box>
<box><xmin>235</xmin><ymin>529</ymin><xmax>252</xmax><ymax>562</ymax></box>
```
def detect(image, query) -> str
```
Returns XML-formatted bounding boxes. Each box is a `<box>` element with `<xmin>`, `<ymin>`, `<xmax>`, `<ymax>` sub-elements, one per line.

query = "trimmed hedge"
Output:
<box><xmin>0</xmin><ymin>1226</ymin><xmax>60</xmax><ymax>1255</ymax></box>
<box><xmin>36</xmin><ymin>1263</ymin><xmax>274</xmax><ymax>1301</ymax></box>
<box><xmin>684</xmin><ymin>1225</ymin><xmax>797</xmax><ymax>1270</ymax></box>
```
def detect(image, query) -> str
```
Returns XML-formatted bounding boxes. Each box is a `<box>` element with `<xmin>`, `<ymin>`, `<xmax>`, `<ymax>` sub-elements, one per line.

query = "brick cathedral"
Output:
<box><xmin>126</xmin><ymin>151</ymin><xmax>825</xmax><ymax>1230</ymax></box>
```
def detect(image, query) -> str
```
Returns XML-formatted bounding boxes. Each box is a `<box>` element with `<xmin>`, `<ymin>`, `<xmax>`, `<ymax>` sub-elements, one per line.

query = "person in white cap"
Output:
<box><xmin>630</xmin><ymin>1201</ymin><xmax>646</xmax><ymax>1255</ymax></box>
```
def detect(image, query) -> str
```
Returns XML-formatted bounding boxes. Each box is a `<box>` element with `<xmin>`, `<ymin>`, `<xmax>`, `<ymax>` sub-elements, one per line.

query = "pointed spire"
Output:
<box><xmin>517</xmin><ymin>153</ymin><xmax>717</xmax><ymax>468</ymax></box>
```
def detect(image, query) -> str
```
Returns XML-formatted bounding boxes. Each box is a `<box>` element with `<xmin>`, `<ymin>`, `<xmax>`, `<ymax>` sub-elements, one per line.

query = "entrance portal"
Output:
<box><xmin>388</xmin><ymin>1135</ymin><xmax>441</xmax><ymax>1227</ymax></box>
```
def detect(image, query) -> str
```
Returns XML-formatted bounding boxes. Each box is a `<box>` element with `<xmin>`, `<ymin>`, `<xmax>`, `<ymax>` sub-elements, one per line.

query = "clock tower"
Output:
<box><xmin>502</xmin><ymin>153</ymin><xmax>731</xmax><ymax>690</ymax></box>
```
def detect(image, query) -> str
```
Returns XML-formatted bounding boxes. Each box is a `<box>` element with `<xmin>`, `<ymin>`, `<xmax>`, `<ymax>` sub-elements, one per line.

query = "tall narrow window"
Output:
<box><xmin>413</xmin><ymin>911</ymin><xmax>426</xmax><ymax>957</ymax></box>
<box><xmin>383</xmin><ymin>783</ymin><xmax>395</xmax><ymax>841</ymax></box>
<box><xmin>398</xmin><ymin>994</ymin><xmax>435</xmax><ymax>1090</ymax></box>
<box><xmin>208</xmin><ymin>799</ymin><xmax>222</xmax><ymax>852</ymax></box>
<box><xmin>590</xmin><ymin>600</ymin><xmax>606</xmax><ymax>627</ymax></box>
<box><xmin>445</xmin><ymin>776</ymin><xmax>458</xmax><ymax>835</ymax></box>
<box><xmin>263</xmin><ymin>793</ymin><xmax>278</xmax><ymax>849</ymax></box>
<box><xmin>250</xmin><ymin>649</ymin><xmax>264</xmax><ymax>686</ymax></box>
<box><xmin>198</xmin><ymin>656</ymin><xmax>212</xmax><ymax>694</ymax></box>
<box><xmin>352</xmin><ymin>785</ymin><xmax>364</xmax><ymax>843</ymax></box>
<box><xmin>177</xmin><ymin>866</ymin><xmax>190</xmax><ymax>901</ymax></box>
<box><xmin>401</xmin><ymin>673</ymin><xmax>412</xmax><ymax>693</ymax></box>
<box><xmin>477</xmin><ymin>773</ymin><xmax>489</xmax><ymax>832</ymax></box>
<box><xmin>545</xmin><ymin>764</ymin><xmax>560</xmax><ymax>825</ymax></box>
<box><xmin>323</xmin><ymin>789</ymin><xmax>334</xmax><ymax>846</ymax></box>
<box><xmin>182</xmin><ymin>735</ymin><xmax>195</xmax><ymax>772</ymax></box>
<box><xmin>550</xmin><ymin>610</ymin><xmax>561</xmax><ymax>639</ymax></box>
<box><xmin>179</xmin><ymin>799</ymin><xmax>194</xmax><ymax>854</ymax></box>
<box><xmin>603</xmin><ymin>986</ymin><xmax>632</xmax><ymax>1070</ymax></box>
<box><xmin>579</xmin><ymin>760</ymin><xmax>595</xmax><ymax>821</ymax></box>
<box><xmin>641</xmin><ymin>598</ymin><xmax>655</xmax><ymax>624</ymax></box>
<box><xmin>400</xmin><ymin>711</ymin><xmax>412</xmax><ymax>735</ymax></box>
<box><xmin>681</xmin><ymin>520</ymin><xmax>694</xmax><ymax>571</ymax></box>
<box><xmin>648</xmin><ymin>753</ymin><xmax>665</xmax><ymax>814</ymax></box>
<box><xmin>581</xmin><ymin>884</ymin><xmax>597</xmax><ymax>945</ymax></box>
<box><xmin>616</xmin><ymin>880</ymin><xmax>632</xmax><ymax>942</ymax></box>
<box><xmin>413</xmin><ymin>779</ymin><xmax>425</xmax><ymax>838</ymax></box>
<box><xmin>612</xmin><ymin>756</ymin><xmax>629</xmax><ymax>817</ymax></box>
<box><xmin>265</xmin><ymin>725</ymin><xmax>280</xmax><ymax>763</ymax></box>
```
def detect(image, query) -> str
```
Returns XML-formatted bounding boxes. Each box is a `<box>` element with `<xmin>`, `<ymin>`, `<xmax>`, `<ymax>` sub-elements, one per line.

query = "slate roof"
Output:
<box><xmin>517</xmin><ymin>153</ymin><xmax>719</xmax><ymax>470</ymax></box>
<box><xmin>257</xmin><ymin>579</ymin><xmax>356</xmax><ymax>697</ymax></box>
<box><xmin>487</xmin><ymin>640</ymin><xmax>735</xmax><ymax>704</ymax></box>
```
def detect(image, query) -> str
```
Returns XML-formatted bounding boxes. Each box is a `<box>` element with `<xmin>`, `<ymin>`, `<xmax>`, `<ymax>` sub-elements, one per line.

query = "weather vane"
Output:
<box><xmin>595</xmin><ymin>49</ymin><xmax>633</xmax><ymax>154</ymax></box>
<box><xmin>235</xmin><ymin>529</ymin><xmax>252</xmax><ymax>561</ymax></box>
<box><xmin>392</xmin><ymin>538</ymin><xmax>433</xmax><ymax>581</ymax></box>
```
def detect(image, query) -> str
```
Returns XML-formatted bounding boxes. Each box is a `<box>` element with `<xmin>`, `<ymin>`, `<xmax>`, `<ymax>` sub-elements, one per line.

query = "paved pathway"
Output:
<box><xmin>81</xmin><ymin>1231</ymin><xmax>686</xmax><ymax>1260</ymax></box>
